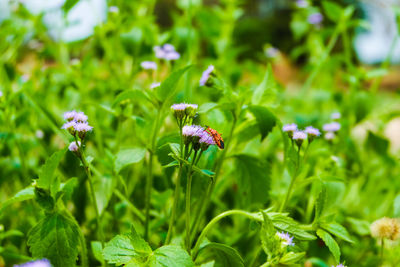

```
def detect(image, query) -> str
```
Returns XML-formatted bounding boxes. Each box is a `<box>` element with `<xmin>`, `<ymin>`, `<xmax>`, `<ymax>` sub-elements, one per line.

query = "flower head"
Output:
<box><xmin>331</xmin><ymin>264</ymin><xmax>346</xmax><ymax>267</ymax></box>
<box><xmin>140</xmin><ymin>61</ymin><xmax>157</xmax><ymax>70</ymax></box>
<box><xmin>293</xmin><ymin>130</ymin><xmax>307</xmax><ymax>140</ymax></box>
<box><xmin>266</xmin><ymin>47</ymin><xmax>279</xmax><ymax>58</ymax></box>
<box><xmin>323</xmin><ymin>122</ymin><xmax>341</xmax><ymax>132</ymax></box>
<box><xmin>199</xmin><ymin>131</ymin><xmax>215</xmax><ymax>150</ymax></box>
<box><xmin>371</xmin><ymin>217</ymin><xmax>400</xmax><ymax>240</ymax></box>
<box><xmin>61</xmin><ymin>121</ymin><xmax>77</xmax><ymax>135</ymax></box>
<box><xmin>295</xmin><ymin>0</ymin><xmax>308</xmax><ymax>8</ymax></box>
<box><xmin>14</xmin><ymin>259</ymin><xmax>52</xmax><ymax>267</ymax></box>
<box><xmin>74</xmin><ymin>112</ymin><xmax>88</xmax><ymax>122</ymax></box>
<box><xmin>150</xmin><ymin>82</ymin><xmax>161</xmax><ymax>89</ymax></box>
<box><xmin>171</xmin><ymin>103</ymin><xmax>198</xmax><ymax>121</ymax></box>
<box><xmin>276</xmin><ymin>231</ymin><xmax>295</xmax><ymax>246</ymax></box>
<box><xmin>324</xmin><ymin>132</ymin><xmax>335</xmax><ymax>140</ymax></box>
<box><xmin>282</xmin><ymin>123</ymin><xmax>297</xmax><ymax>133</ymax></box>
<box><xmin>305</xmin><ymin>126</ymin><xmax>321</xmax><ymax>137</ymax></box>
<box><xmin>308</xmin><ymin>12</ymin><xmax>323</xmax><ymax>25</ymax></box>
<box><xmin>68</xmin><ymin>141</ymin><xmax>81</xmax><ymax>152</ymax></box>
<box><xmin>199</xmin><ymin>65</ymin><xmax>215</xmax><ymax>86</ymax></box>
<box><xmin>331</xmin><ymin>112</ymin><xmax>341</xmax><ymax>120</ymax></box>
<box><xmin>154</xmin><ymin>44</ymin><xmax>180</xmax><ymax>61</ymax></box>
<box><xmin>63</xmin><ymin>110</ymin><xmax>77</xmax><ymax>121</ymax></box>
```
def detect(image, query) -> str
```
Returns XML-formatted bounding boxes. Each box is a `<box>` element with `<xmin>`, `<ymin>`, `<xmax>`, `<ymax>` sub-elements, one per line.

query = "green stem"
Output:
<box><xmin>185</xmin><ymin>150</ymin><xmax>198</xmax><ymax>253</ymax></box>
<box><xmin>380</xmin><ymin>238</ymin><xmax>385</xmax><ymax>262</ymax></box>
<box><xmin>279</xmin><ymin>148</ymin><xmax>301</xmax><ymax>212</ymax></box>
<box><xmin>78</xmin><ymin>143</ymin><xmax>104</xmax><ymax>246</ymax></box>
<box><xmin>192</xmin><ymin>209</ymin><xmax>256</xmax><ymax>260</ymax></box>
<box><xmin>144</xmin><ymin>108</ymin><xmax>162</xmax><ymax>240</ymax></box>
<box><xmin>165</xmin><ymin>127</ymin><xmax>184</xmax><ymax>244</ymax></box>
<box><xmin>190</xmin><ymin>114</ymin><xmax>237</xmax><ymax>240</ymax></box>
<box><xmin>113</xmin><ymin>189</ymin><xmax>145</xmax><ymax>222</ymax></box>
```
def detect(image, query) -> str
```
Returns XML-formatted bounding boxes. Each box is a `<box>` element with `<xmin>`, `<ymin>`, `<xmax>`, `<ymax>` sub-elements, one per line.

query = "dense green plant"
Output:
<box><xmin>1</xmin><ymin>0</ymin><xmax>400</xmax><ymax>267</ymax></box>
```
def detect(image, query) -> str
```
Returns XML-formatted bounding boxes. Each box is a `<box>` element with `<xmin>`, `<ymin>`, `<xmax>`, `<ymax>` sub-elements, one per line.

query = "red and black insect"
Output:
<box><xmin>206</xmin><ymin>126</ymin><xmax>224</xmax><ymax>149</ymax></box>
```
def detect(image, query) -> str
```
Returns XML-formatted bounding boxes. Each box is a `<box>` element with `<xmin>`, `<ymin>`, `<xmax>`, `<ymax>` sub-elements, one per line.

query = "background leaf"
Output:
<box><xmin>197</xmin><ymin>242</ymin><xmax>244</xmax><ymax>267</ymax></box>
<box><xmin>114</xmin><ymin>148</ymin><xmax>147</xmax><ymax>173</ymax></box>
<box><xmin>316</xmin><ymin>229</ymin><xmax>341</xmax><ymax>263</ymax></box>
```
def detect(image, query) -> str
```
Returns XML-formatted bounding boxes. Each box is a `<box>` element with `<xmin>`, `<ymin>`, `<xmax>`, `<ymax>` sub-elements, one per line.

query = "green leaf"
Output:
<box><xmin>365</xmin><ymin>131</ymin><xmax>389</xmax><ymax>156</ymax></box>
<box><xmin>314</xmin><ymin>184</ymin><xmax>327</xmax><ymax>221</ymax></box>
<box><xmin>394</xmin><ymin>194</ymin><xmax>400</xmax><ymax>217</ymax></box>
<box><xmin>27</xmin><ymin>212</ymin><xmax>80</xmax><ymax>267</ymax></box>
<box><xmin>63</xmin><ymin>0</ymin><xmax>80</xmax><ymax>13</ymax></box>
<box><xmin>260</xmin><ymin>211</ymin><xmax>279</xmax><ymax>256</ymax></box>
<box><xmin>197</xmin><ymin>242</ymin><xmax>244</xmax><ymax>267</ymax></box>
<box><xmin>112</xmin><ymin>90</ymin><xmax>149</xmax><ymax>107</ymax></box>
<box><xmin>156</xmin><ymin>65</ymin><xmax>191</xmax><ymax>102</ymax></box>
<box><xmin>251</xmin><ymin>64</ymin><xmax>277</xmax><ymax>106</ymax></box>
<box><xmin>94</xmin><ymin>175</ymin><xmax>116</xmax><ymax>215</ymax></box>
<box><xmin>322</xmin><ymin>1</ymin><xmax>343</xmax><ymax>22</ymax></box>
<box><xmin>60</xmin><ymin>177</ymin><xmax>79</xmax><ymax>202</ymax></box>
<box><xmin>0</xmin><ymin>187</ymin><xmax>34</xmax><ymax>215</ymax></box>
<box><xmin>199</xmin><ymin>103</ymin><xmax>218</xmax><ymax>113</ymax></box>
<box><xmin>37</xmin><ymin>149</ymin><xmax>66</xmax><ymax>194</ymax></box>
<box><xmin>316</xmin><ymin>229</ymin><xmax>340</xmax><ymax>262</ymax></box>
<box><xmin>248</xmin><ymin>106</ymin><xmax>276</xmax><ymax>141</ymax></box>
<box><xmin>268</xmin><ymin>213</ymin><xmax>317</xmax><ymax>241</ymax></box>
<box><xmin>103</xmin><ymin>227</ymin><xmax>151</xmax><ymax>266</ymax></box>
<box><xmin>321</xmin><ymin>223</ymin><xmax>354</xmax><ymax>243</ymax></box>
<box><xmin>91</xmin><ymin>241</ymin><xmax>104</xmax><ymax>264</ymax></box>
<box><xmin>234</xmin><ymin>154</ymin><xmax>270</xmax><ymax>205</ymax></box>
<box><xmin>148</xmin><ymin>245</ymin><xmax>193</xmax><ymax>267</ymax></box>
<box><xmin>346</xmin><ymin>217</ymin><xmax>371</xmax><ymax>236</ymax></box>
<box><xmin>279</xmin><ymin>252</ymin><xmax>306</xmax><ymax>264</ymax></box>
<box><xmin>115</xmin><ymin>148</ymin><xmax>147</xmax><ymax>173</ymax></box>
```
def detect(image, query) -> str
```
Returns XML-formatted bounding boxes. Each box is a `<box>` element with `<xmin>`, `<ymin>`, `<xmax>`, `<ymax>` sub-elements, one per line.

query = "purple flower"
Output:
<box><xmin>63</xmin><ymin>110</ymin><xmax>77</xmax><ymax>121</ymax></box>
<box><xmin>283</xmin><ymin>123</ymin><xmax>298</xmax><ymax>133</ymax></box>
<box><xmin>331</xmin><ymin>112</ymin><xmax>341</xmax><ymax>120</ymax></box>
<box><xmin>323</xmin><ymin>122</ymin><xmax>341</xmax><ymax>132</ymax></box>
<box><xmin>276</xmin><ymin>231</ymin><xmax>295</xmax><ymax>246</ymax></box>
<box><xmin>182</xmin><ymin>125</ymin><xmax>203</xmax><ymax>138</ymax></box>
<box><xmin>109</xmin><ymin>6</ymin><xmax>119</xmax><ymax>13</ymax></box>
<box><xmin>324</xmin><ymin>132</ymin><xmax>335</xmax><ymax>140</ymax></box>
<box><xmin>295</xmin><ymin>0</ymin><xmax>308</xmax><ymax>8</ymax></box>
<box><xmin>61</xmin><ymin>121</ymin><xmax>77</xmax><ymax>131</ymax></box>
<box><xmin>150</xmin><ymin>82</ymin><xmax>161</xmax><ymax>89</ymax></box>
<box><xmin>74</xmin><ymin>112</ymin><xmax>88</xmax><ymax>122</ymax></box>
<box><xmin>332</xmin><ymin>264</ymin><xmax>346</xmax><ymax>267</ymax></box>
<box><xmin>171</xmin><ymin>103</ymin><xmax>198</xmax><ymax>120</ymax></box>
<box><xmin>305</xmin><ymin>126</ymin><xmax>321</xmax><ymax>137</ymax></box>
<box><xmin>0</xmin><ymin>91</ymin><xmax>3</xmax><ymax>97</ymax></box>
<box><xmin>308</xmin><ymin>12</ymin><xmax>323</xmax><ymax>25</ymax></box>
<box><xmin>140</xmin><ymin>61</ymin><xmax>157</xmax><ymax>70</ymax></box>
<box><xmin>199</xmin><ymin>65</ymin><xmax>215</xmax><ymax>86</ymax></box>
<box><xmin>266</xmin><ymin>47</ymin><xmax>279</xmax><ymax>58</ymax></box>
<box><xmin>200</xmin><ymin>132</ymin><xmax>215</xmax><ymax>145</ymax></box>
<box><xmin>153</xmin><ymin>44</ymin><xmax>180</xmax><ymax>61</ymax></box>
<box><xmin>68</xmin><ymin>141</ymin><xmax>81</xmax><ymax>152</ymax></box>
<box><xmin>13</xmin><ymin>259</ymin><xmax>52</xmax><ymax>267</ymax></box>
<box><xmin>293</xmin><ymin>130</ymin><xmax>307</xmax><ymax>140</ymax></box>
<box><xmin>74</xmin><ymin>122</ymin><xmax>93</xmax><ymax>133</ymax></box>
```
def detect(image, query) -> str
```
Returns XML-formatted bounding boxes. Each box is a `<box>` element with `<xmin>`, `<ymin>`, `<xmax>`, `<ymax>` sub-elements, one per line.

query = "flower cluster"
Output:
<box><xmin>14</xmin><ymin>259</ymin><xmax>52</xmax><ymax>267</ymax></box>
<box><xmin>295</xmin><ymin>0</ymin><xmax>308</xmax><ymax>8</ymax></box>
<box><xmin>199</xmin><ymin>65</ymin><xmax>215</xmax><ymax>86</ymax></box>
<box><xmin>308</xmin><ymin>12</ymin><xmax>323</xmax><ymax>26</ymax></box>
<box><xmin>283</xmin><ymin>123</ymin><xmax>320</xmax><ymax>147</ymax></box>
<box><xmin>276</xmin><ymin>231</ymin><xmax>295</xmax><ymax>247</ymax></box>
<box><xmin>323</xmin><ymin>119</ymin><xmax>341</xmax><ymax>141</ymax></box>
<box><xmin>140</xmin><ymin>61</ymin><xmax>157</xmax><ymax>70</ymax></box>
<box><xmin>154</xmin><ymin>44</ymin><xmax>180</xmax><ymax>61</ymax></box>
<box><xmin>182</xmin><ymin>125</ymin><xmax>215</xmax><ymax>151</ymax></box>
<box><xmin>370</xmin><ymin>217</ymin><xmax>400</xmax><ymax>241</ymax></box>
<box><xmin>171</xmin><ymin>103</ymin><xmax>198</xmax><ymax>123</ymax></box>
<box><xmin>61</xmin><ymin>110</ymin><xmax>93</xmax><ymax>151</ymax></box>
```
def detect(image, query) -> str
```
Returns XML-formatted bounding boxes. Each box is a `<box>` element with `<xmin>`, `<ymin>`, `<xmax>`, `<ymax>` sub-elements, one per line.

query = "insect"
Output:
<box><xmin>206</xmin><ymin>126</ymin><xmax>224</xmax><ymax>149</ymax></box>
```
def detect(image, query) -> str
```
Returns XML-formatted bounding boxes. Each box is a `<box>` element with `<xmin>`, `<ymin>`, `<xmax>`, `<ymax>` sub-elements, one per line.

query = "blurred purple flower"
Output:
<box><xmin>308</xmin><ymin>12</ymin><xmax>323</xmax><ymax>25</ymax></box>
<box><xmin>331</xmin><ymin>112</ymin><xmax>341</xmax><ymax>120</ymax></box>
<box><xmin>63</xmin><ymin>110</ymin><xmax>77</xmax><ymax>121</ymax></box>
<box><xmin>324</xmin><ymin>132</ymin><xmax>335</xmax><ymax>140</ymax></box>
<box><xmin>266</xmin><ymin>47</ymin><xmax>279</xmax><ymax>58</ymax></box>
<box><xmin>282</xmin><ymin>123</ymin><xmax>298</xmax><ymax>133</ymax></box>
<box><xmin>74</xmin><ymin>112</ymin><xmax>88</xmax><ymax>122</ymax></box>
<box><xmin>150</xmin><ymin>82</ymin><xmax>161</xmax><ymax>89</ymax></box>
<box><xmin>68</xmin><ymin>141</ymin><xmax>81</xmax><ymax>152</ymax></box>
<box><xmin>109</xmin><ymin>6</ymin><xmax>119</xmax><ymax>13</ymax></box>
<box><xmin>61</xmin><ymin>121</ymin><xmax>76</xmax><ymax>131</ymax></box>
<box><xmin>140</xmin><ymin>61</ymin><xmax>157</xmax><ymax>70</ymax></box>
<box><xmin>13</xmin><ymin>259</ymin><xmax>52</xmax><ymax>267</ymax></box>
<box><xmin>199</xmin><ymin>65</ymin><xmax>214</xmax><ymax>86</ymax></box>
<box><xmin>153</xmin><ymin>44</ymin><xmax>180</xmax><ymax>61</ymax></box>
<box><xmin>74</xmin><ymin>122</ymin><xmax>93</xmax><ymax>133</ymax></box>
<box><xmin>293</xmin><ymin>130</ymin><xmax>307</xmax><ymax>140</ymax></box>
<box><xmin>305</xmin><ymin>126</ymin><xmax>321</xmax><ymax>137</ymax></box>
<box><xmin>276</xmin><ymin>231</ymin><xmax>295</xmax><ymax>246</ymax></box>
<box><xmin>295</xmin><ymin>0</ymin><xmax>308</xmax><ymax>8</ymax></box>
<box><xmin>323</xmin><ymin>122</ymin><xmax>341</xmax><ymax>132</ymax></box>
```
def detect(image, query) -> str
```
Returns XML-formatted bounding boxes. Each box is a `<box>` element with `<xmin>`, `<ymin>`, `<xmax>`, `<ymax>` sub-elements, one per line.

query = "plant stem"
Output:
<box><xmin>190</xmin><ymin>114</ymin><xmax>237</xmax><ymax>240</ymax></box>
<box><xmin>185</xmin><ymin>149</ymin><xmax>198</xmax><ymax>253</ymax></box>
<box><xmin>380</xmin><ymin>238</ymin><xmax>385</xmax><ymax>262</ymax></box>
<box><xmin>78</xmin><ymin>143</ymin><xmax>104</xmax><ymax>246</ymax></box>
<box><xmin>113</xmin><ymin>189</ymin><xmax>145</xmax><ymax>222</ymax></box>
<box><xmin>279</xmin><ymin>148</ymin><xmax>301</xmax><ymax>212</ymax></box>
<box><xmin>144</xmin><ymin>108</ymin><xmax>162</xmax><ymax>240</ymax></box>
<box><xmin>192</xmin><ymin>209</ymin><xmax>256</xmax><ymax>260</ymax></box>
<box><xmin>165</xmin><ymin>126</ymin><xmax>184</xmax><ymax>244</ymax></box>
